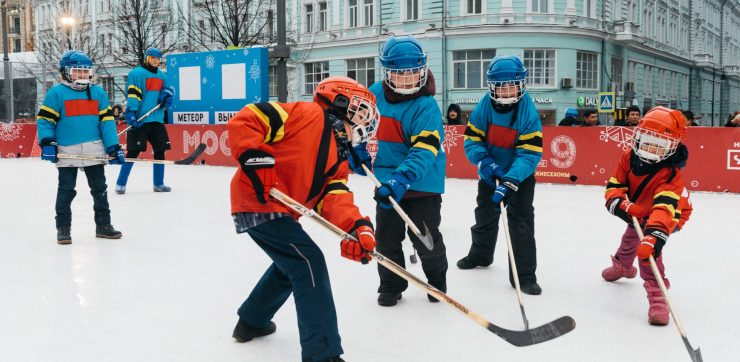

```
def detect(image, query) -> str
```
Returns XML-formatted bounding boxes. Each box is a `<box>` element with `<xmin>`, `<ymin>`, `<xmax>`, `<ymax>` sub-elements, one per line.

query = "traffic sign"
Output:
<box><xmin>598</xmin><ymin>92</ymin><xmax>615</xmax><ymax>113</ymax></box>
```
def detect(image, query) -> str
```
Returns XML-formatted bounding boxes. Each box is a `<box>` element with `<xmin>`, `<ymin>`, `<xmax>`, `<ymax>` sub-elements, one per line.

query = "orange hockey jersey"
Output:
<box><xmin>605</xmin><ymin>150</ymin><xmax>692</xmax><ymax>233</ymax></box>
<box><xmin>228</xmin><ymin>101</ymin><xmax>365</xmax><ymax>232</ymax></box>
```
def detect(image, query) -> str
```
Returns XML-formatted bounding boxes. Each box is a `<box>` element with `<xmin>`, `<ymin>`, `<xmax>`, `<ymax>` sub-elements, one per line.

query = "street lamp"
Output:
<box><xmin>60</xmin><ymin>16</ymin><xmax>75</xmax><ymax>50</ymax></box>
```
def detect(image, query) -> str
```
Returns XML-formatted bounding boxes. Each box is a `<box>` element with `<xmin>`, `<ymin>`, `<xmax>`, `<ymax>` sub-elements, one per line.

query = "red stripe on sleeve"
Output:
<box><xmin>64</xmin><ymin>100</ymin><xmax>99</xmax><ymax>117</ymax></box>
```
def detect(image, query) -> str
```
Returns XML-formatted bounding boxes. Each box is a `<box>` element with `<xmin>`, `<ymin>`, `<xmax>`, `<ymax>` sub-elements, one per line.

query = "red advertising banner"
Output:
<box><xmin>2</xmin><ymin>123</ymin><xmax>738</xmax><ymax>193</ymax></box>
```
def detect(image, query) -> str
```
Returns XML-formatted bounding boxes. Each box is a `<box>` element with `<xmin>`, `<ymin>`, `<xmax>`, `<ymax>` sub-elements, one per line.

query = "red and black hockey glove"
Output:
<box><xmin>606</xmin><ymin>197</ymin><xmax>647</xmax><ymax>224</ymax></box>
<box><xmin>341</xmin><ymin>219</ymin><xmax>376</xmax><ymax>264</ymax></box>
<box><xmin>637</xmin><ymin>228</ymin><xmax>668</xmax><ymax>260</ymax></box>
<box><xmin>238</xmin><ymin>149</ymin><xmax>276</xmax><ymax>204</ymax></box>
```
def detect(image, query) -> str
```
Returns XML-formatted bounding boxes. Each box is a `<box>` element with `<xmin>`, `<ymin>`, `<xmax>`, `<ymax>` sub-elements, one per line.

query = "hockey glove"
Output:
<box><xmin>238</xmin><ymin>149</ymin><xmax>277</xmax><ymax>204</ymax></box>
<box><xmin>158</xmin><ymin>86</ymin><xmax>175</xmax><ymax>110</ymax></box>
<box><xmin>40</xmin><ymin>138</ymin><xmax>58</xmax><ymax>163</ymax></box>
<box><xmin>374</xmin><ymin>171</ymin><xmax>414</xmax><ymax>209</ymax></box>
<box><xmin>491</xmin><ymin>179</ymin><xmax>518</xmax><ymax>211</ymax></box>
<box><xmin>606</xmin><ymin>197</ymin><xmax>647</xmax><ymax>224</ymax></box>
<box><xmin>637</xmin><ymin>228</ymin><xmax>668</xmax><ymax>260</ymax></box>
<box><xmin>477</xmin><ymin>157</ymin><xmax>505</xmax><ymax>186</ymax></box>
<box><xmin>347</xmin><ymin>142</ymin><xmax>372</xmax><ymax>176</ymax></box>
<box><xmin>341</xmin><ymin>219</ymin><xmax>376</xmax><ymax>264</ymax></box>
<box><xmin>125</xmin><ymin>111</ymin><xmax>142</xmax><ymax>129</ymax></box>
<box><xmin>106</xmin><ymin>145</ymin><xmax>126</xmax><ymax>165</ymax></box>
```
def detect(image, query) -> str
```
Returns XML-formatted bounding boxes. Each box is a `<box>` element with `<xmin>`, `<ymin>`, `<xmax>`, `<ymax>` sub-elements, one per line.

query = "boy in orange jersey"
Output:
<box><xmin>227</xmin><ymin>76</ymin><xmax>379</xmax><ymax>362</ymax></box>
<box><xmin>602</xmin><ymin>106</ymin><xmax>693</xmax><ymax>326</ymax></box>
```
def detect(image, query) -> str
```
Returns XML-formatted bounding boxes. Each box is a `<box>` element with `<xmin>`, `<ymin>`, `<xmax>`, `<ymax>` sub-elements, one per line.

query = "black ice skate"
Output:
<box><xmin>96</xmin><ymin>225</ymin><xmax>122</xmax><ymax>239</ymax></box>
<box><xmin>57</xmin><ymin>227</ymin><xmax>72</xmax><ymax>245</ymax></box>
<box><xmin>377</xmin><ymin>292</ymin><xmax>402</xmax><ymax>306</ymax></box>
<box><xmin>232</xmin><ymin>319</ymin><xmax>276</xmax><ymax>342</ymax></box>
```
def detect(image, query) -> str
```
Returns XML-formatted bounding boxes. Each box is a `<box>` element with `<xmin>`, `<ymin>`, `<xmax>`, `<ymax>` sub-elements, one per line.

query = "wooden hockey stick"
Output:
<box><xmin>58</xmin><ymin>143</ymin><xmax>206</xmax><ymax>166</ymax></box>
<box><xmin>117</xmin><ymin>104</ymin><xmax>161</xmax><ymax>136</ymax></box>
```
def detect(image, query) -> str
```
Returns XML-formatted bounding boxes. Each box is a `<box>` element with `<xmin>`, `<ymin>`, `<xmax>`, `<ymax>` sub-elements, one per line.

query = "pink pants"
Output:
<box><xmin>614</xmin><ymin>226</ymin><xmax>668</xmax><ymax>284</ymax></box>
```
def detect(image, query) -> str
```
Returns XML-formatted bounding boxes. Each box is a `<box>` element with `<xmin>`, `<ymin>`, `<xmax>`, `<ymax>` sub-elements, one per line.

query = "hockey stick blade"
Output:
<box><xmin>174</xmin><ymin>143</ymin><xmax>206</xmax><ymax>165</ymax></box>
<box><xmin>487</xmin><ymin>316</ymin><xmax>576</xmax><ymax>347</ymax></box>
<box><xmin>683</xmin><ymin>337</ymin><xmax>703</xmax><ymax>362</ymax></box>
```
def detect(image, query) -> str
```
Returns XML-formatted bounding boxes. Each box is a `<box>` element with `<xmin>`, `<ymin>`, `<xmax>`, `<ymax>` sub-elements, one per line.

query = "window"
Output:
<box><xmin>523</xmin><ymin>49</ymin><xmax>556</xmax><ymax>87</ymax></box>
<box><xmin>576</xmin><ymin>51</ymin><xmax>598</xmax><ymax>89</ymax></box>
<box><xmin>348</xmin><ymin>0</ymin><xmax>358</xmax><ymax>28</ymax></box>
<box><xmin>584</xmin><ymin>0</ymin><xmax>593</xmax><ymax>17</ymax></box>
<box><xmin>466</xmin><ymin>0</ymin><xmax>482</xmax><ymax>14</ymax></box>
<box><xmin>269</xmin><ymin>66</ymin><xmax>277</xmax><ymax>96</ymax></box>
<box><xmin>305</xmin><ymin>4</ymin><xmax>314</xmax><ymax>33</ymax></box>
<box><xmin>405</xmin><ymin>0</ymin><xmax>419</xmax><ymax>21</ymax></box>
<box><xmin>197</xmin><ymin>20</ymin><xmax>206</xmax><ymax>43</ymax></box>
<box><xmin>364</xmin><ymin>0</ymin><xmax>374</xmax><ymax>26</ymax></box>
<box><xmin>101</xmin><ymin>77</ymin><xmax>115</xmax><ymax>102</ymax></box>
<box><xmin>347</xmin><ymin>58</ymin><xmax>375</xmax><ymax>87</ymax></box>
<box><xmin>13</xmin><ymin>39</ymin><xmax>20</xmax><ymax>52</ymax></box>
<box><xmin>319</xmin><ymin>2</ymin><xmax>328</xmax><ymax>31</ymax></box>
<box><xmin>531</xmin><ymin>0</ymin><xmax>548</xmax><ymax>13</ymax></box>
<box><xmin>644</xmin><ymin>65</ymin><xmax>652</xmax><ymax>96</ymax></box>
<box><xmin>305</xmin><ymin>61</ymin><xmax>329</xmax><ymax>94</ymax></box>
<box><xmin>611</xmin><ymin>57</ymin><xmax>623</xmax><ymax>92</ymax></box>
<box><xmin>452</xmin><ymin>49</ymin><xmax>496</xmax><ymax>89</ymax></box>
<box><xmin>108</xmin><ymin>33</ymin><xmax>113</xmax><ymax>55</ymax></box>
<box><xmin>210</xmin><ymin>19</ymin><xmax>216</xmax><ymax>42</ymax></box>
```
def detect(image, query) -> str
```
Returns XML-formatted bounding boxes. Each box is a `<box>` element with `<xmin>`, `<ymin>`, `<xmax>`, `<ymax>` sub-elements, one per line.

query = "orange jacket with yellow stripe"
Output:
<box><xmin>228</xmin><ymin>101</ymin><xmax>366</xmax><ymax>232</ymax></box>
<box><xmin>605</xmin><ymin>150</ymin><xmax>693</xmax><ymax>233</ymax></box>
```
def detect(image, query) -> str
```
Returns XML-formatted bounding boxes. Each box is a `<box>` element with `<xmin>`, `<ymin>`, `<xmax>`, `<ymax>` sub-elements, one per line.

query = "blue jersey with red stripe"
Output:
<box><xmin>36</xmin><ymin>84</ymin><xmax>117</xmax><ymax>147</ymax></box>
<box><xmin>369</xmin><ymin>82</ymin><xmax>445</xmax><ymax>194</ymax></box>
<box><xmin>463</xmin><ymin>94</ymin><xmax>543</xmax><ymax>183</ymax></box>
<box><xmin>126</xmin><ymin>66</ymin><xmax>168</xmax><ymax>124</ymax></box>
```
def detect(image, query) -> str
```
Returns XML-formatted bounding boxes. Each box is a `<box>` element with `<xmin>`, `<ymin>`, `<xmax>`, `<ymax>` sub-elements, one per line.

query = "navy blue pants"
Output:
<box><xmin>55</xmin><ymin>165</ymin><xmax>111</xmax><ymax>228</ymax></box>
<box><xmin>239</xmin><ymin>217</ymin><xmax>343</xmax><ymax>361</ymax></box>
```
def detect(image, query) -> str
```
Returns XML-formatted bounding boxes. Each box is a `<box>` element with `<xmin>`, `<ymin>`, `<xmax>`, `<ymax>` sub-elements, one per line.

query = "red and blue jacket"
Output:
<box><xmin>464</xmin><ymin>94</ymin><xmax>543</xmax><ymax>183</ymax></box>
<box><xmin>126</xmin><ymin>66</ymin><xmax>169</xmax><ymax>124</ymax></box>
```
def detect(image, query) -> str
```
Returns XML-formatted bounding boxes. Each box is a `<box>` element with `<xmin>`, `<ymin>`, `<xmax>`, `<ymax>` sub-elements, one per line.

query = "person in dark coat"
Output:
<box><xmin>446</xmin><ymin>103</ymin><xmax>463</xmax><ymax>125</ymax></box>
<box><xmin>558</xmin><ymin>108</ymin><xmax>579</xmax><ymax>126</ymax></box>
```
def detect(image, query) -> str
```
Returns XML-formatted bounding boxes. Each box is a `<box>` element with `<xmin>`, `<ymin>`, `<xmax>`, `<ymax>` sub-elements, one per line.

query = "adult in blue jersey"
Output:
<box><xmin>115</xmin><ymin>47</ymin><xmax>176</xmax><ymax>194</ymax></box>
<box><xmin>457</xmin><ymin>55</ymin><xmax>544</xmax><ymax>295</ymax></box>
<box><xmin>369</xmin><ymin>35</ymin><xmax>447</xmax><ymax>307</ymax></box>
<box><xmin>36</xmin><ymin>50</ymin><xmax>125</xmax><ymax>244</ymax></box>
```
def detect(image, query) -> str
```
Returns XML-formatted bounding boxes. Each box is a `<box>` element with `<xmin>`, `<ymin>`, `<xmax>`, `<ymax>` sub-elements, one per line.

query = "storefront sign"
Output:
<box><xmin>534</xmin><ymin>97</ymin><xmax>553</xmax><ymax>104</ymax></box>
<box><xmin>577</xmin><ymin>96</ymin><xmax>598</xmax><ymax>107</ymax></box>
<box><xmin>453</xmin><ymin>98</ymin><xmax>481</xmax><ymax>104</ymax></box>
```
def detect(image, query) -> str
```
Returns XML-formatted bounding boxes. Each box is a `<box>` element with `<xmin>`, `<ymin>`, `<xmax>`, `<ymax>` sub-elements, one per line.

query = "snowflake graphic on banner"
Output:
<box><xmin>243</xmin><ymin>49</ymin><xmax>249</xmax><ymax>57</ymax></box>
<box><xmin>253</xmin><ymin>95</ymin><xmax>262</xmax><ymax>103</ymax></box>
<box><xmin>442</xmin><ymin>126</ymin><xmax>464</xmax><ymax>154</ymax></box>
<box><xmin>169</xmin><ymin>57</ymin><xmax>177</xmax><ymax>67</ymax></box>
<box><xmin>249</xmin><ymin>60</ymin><xmax>261</xmax><ymax>83</ymax></box>
<box><xmin>599</xmin><ymin>126</ymin><xmax>635</xmax><ymax>151</ymax></box>
<box><xmin>202</xmin><ymin>77</ymin><xmax>208</xmax><ymax>85</ymax></box>
<box><xmin>205</xmin><ymin>55</ymin><xmax>215</xmax><ymax>69</ymax></box>
<box><xmin>0</xmin><ymin>122</ymin><xmax>21</xmax><ymax>141</ymax></box>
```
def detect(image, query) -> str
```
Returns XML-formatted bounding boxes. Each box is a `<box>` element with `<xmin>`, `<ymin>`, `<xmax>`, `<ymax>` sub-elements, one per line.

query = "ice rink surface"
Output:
<box><xmin>1</xmin><ymin>158</ymin><xmax>737</xmax><ymax>362</ymax></box>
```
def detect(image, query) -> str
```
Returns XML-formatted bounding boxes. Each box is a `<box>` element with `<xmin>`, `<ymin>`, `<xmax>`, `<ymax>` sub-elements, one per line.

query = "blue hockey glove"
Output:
<box><xmin>158</xmin><ymin>86</ymin><xmax>175</xmax><ymax>110</ymax></box>
<box><xmin>106</xmin><ymin>145</ymin><xmax>126</xmax><ymax>165</ymax></box>
<box><xmin>491</xmin><ymin>179</ymin><xmax>519</xmax><ymax>211</ymax></box>
<box><xmin>40</xmin><ymin>138</ymin><xmax>57</xmax><ymax>163</ymax></box>
<box><xmin>477</xmin><ymin>157</ymin><xmax>505</xmax><ymax>186</ymax></box>
<box><xmin>347</xmin><ymin>142</ymin><xmax>372</xmax><ymax>176</ymax></box>
<box><xmin>374</xmin><ymin>171</ymin><xmax>414</xmax><ymax>209</ymax></box>
<box><xmin>125</xmin><ymin>111</ymin><xmax>142</xmax><ymax>129</ymax></box>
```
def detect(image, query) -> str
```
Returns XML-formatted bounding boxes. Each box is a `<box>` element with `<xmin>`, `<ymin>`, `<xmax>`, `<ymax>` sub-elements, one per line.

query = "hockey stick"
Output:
<box><xmin>58</xmin><ymin>143</ymin><xmax>207</xmax><ymax>166</ymax></box>
<box><xmin>117</xmin><ymin>104</ymin><xmax>161</xmax><ymax>136</ymax></box>
<box><xmin>499</xmin><ymin>196</ymin><xmax>531</xmax><ymax>330</ymax></box>
<box><xmin>631</xmin><ymin>216</ymin><xmax>703</xmax><ymax>362</ymax></box>
<box><xmin>269</xmin><ymin>188</ymin><xmax>576</xmax><ymax>347</ymax></box>
<box><xmin>361</xmin><ymin>164</ymin><xmax>434</xmax><ymax>251</ymax></box>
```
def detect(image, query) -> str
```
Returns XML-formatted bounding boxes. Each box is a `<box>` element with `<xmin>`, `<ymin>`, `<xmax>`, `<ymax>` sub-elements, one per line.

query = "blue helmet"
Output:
<box><xmin>59</xmin><ymin>50</ymin><xmax>94</xmax><ymax>90</ymax></box>
<box><xmin>144</xmin><ymin>47</ymin><xmax>163</xmax><ymax>59</ymax></box>
<box><xmin>379</xmin><ymin>35</ymin><xmax>428</xmax><ymax>95</ymax></box>
<box><xmin>486</xmin><ymin>55</ymin><xmax>527</xmax><ymax>105</ymax></box>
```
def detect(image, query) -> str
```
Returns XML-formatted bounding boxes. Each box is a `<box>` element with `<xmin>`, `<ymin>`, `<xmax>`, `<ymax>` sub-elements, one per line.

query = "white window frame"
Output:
<box><xmin>528</xmin><ymin>0</ymin><xmax>551</xmax><ymax>13</ymax></box>
<box><xmin>576</xmin><ymin>51</ymin><xmax>598</xmax><ymax>90</ymax></box>
<box><xmin>269</xmin><ymin>66</ymin><xmax>278</xmax><ymax>97</ymax></box>
<box><xmin>318</xmin><ymin>2</ymin><xmax>328</xmax><ymax>31</ymax></box>
<box><xmin>348</xmin><ymin>0</ymin><xmax>359</xmax><ymax>28</ymax></box>
<box><xmin>305</xmin><ymin>3</ymin><xmax>314</xmax><ymax>33</ymax></box>
<box><xmin>611</xmin><ymin>57</ymin><xmax>623</xmax><ymax>92</ymax></box>
<box><xmin>584</xmin><ymin>0</ymin><xmax>595</xmax><ymax>18</ymax></box>
<box><xmin>346</xmin><ymin>57</ymin><xmax>376</xmax><ymax>87</ymax></box>
<box><xmin>523</xmin><ymin>49</ymin><xmax>557</xmax><ymax>88</ymax></box>
<box><xmin>401</xmin><ymin>0</ymin><xmax>421</xmax><ymax>21</ymax></box>
<box><xmin>643</xmin><ymin>65</ymin><xmax>653</xmax><ymax>96</ymax></box>
<box><xmin>463</xmin><ymin>0</ymin><xmax>484</xmax><ymax>15</ymax></box>
<box><xmin>304</xmin><ymin>61</ymin><xmax>330</xmax><ymax>95</ymax></box>
<box><xmin>452</xmin><ymin>49</ymin><xmax>496</xmax><ymax>89</ymax></box>
<box><xmin>364</xmin><ymin>0</ymin><xmax>374</xmax><ymax>26</ymax></box>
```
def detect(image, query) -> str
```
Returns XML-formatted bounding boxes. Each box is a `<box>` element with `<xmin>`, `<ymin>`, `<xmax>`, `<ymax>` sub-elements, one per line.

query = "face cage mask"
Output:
<box><xmin>488</xmin><ymin>79</ymin><xmax>526</xmax><ymax>105</ymax></box>
<box><xmin>631</xmin><ymin>129</ymin><xmax>680</xmax><ymax>163</ymax></box>
<box><xmin>382</xmin><ymin>65</ymin><xmax>428</xmax><ymax>95</ymax></box>
<box><xmin>346</xmin><ymin>95</ymin><xmax>380</xmax><ymax>146</ymax></box>
<box><xmin>64</xmin><ymin>66</ymin><xmax>94</xmax><ymax>90</ymax></box>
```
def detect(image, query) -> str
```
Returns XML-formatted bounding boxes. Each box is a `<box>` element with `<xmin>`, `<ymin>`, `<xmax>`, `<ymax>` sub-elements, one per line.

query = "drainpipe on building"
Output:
<box><xmin>687</xmin><ymin>0</ymin><xmax>695</xmax><ymax>113</ymax></box>
<box><xmin>718</xmin><ymin>0</ymin><xmax>729</xmax><ymax>125</ymax></box>
<box><xmin>711</xmin><ymin>67</ymin><xmax>716</xmax><ymax>126</ymax></box>
<box><xmin>275</xmin><ymin>0</ymin><xmax>289</xmax><ymax>102</ymax></box>
<box><xmin>441</xmin><ymin>0</ymin><xmax>447</xmax><ymax>116</ymax></box>
<box><xmin>2</xmin><ymin>1</ymin><xmax>13</xmax><ymax>123</ymax></box>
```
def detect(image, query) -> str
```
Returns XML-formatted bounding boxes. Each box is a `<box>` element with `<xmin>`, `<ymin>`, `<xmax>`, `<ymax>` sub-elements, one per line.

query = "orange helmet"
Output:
<box><xmin>632</xmin><ymin>106</ymin><xmax>687</xmax><ymax>163</ymax></box>
<box><xmin>313</xmin><ymin>76</ymin><xmax>379</xmax><ymax>145</ymax></box>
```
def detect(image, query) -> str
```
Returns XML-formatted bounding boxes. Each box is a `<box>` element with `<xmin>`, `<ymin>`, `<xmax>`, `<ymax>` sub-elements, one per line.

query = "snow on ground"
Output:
<box><xmin>0</xmin><ymin>158</ymin><xmax>737</xmax><ymax>361</ymax></box>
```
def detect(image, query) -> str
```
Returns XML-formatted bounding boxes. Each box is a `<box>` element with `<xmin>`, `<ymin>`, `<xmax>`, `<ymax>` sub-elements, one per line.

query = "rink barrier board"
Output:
<box><xmin>2</xmin><ymin>123</ymin><xmax>738</xmax><ymax>193</ymax></box>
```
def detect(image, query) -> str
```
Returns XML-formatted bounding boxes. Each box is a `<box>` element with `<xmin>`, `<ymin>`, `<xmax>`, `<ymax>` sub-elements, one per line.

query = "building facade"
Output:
<box><xmin>282</xmin><ymin>0</ymin><xmax>740</xmax><ymax>126</ymax></box>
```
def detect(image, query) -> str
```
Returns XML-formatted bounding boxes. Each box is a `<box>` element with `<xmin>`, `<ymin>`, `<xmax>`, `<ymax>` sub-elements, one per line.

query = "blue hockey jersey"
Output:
<box><xmin>36</xmin><ymin>83</ymin><xmax>117</xmax><ymax>147</ymax></box>
<box><xmin>463</xmin><ymin>94</ymin><xmax>543</xmax><ymax>183</ymax></box>
<box><xmin>126</xmin><ymin>66</ymin><xmax>169</xmax><ymax>123</ymax></box>
<box><xmin>369</xmin><ymin>82</ymin><xmax>446</xmax><ymax>194</ymax></box>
